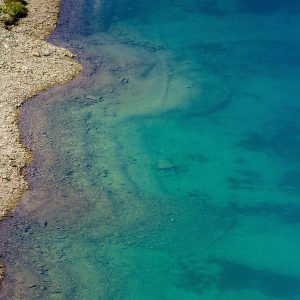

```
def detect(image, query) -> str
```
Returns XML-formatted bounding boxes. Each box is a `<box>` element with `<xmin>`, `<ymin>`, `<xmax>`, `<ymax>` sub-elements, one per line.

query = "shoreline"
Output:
<box><xmin>0</xmin><ymin>0</ymin><xmax>82</xmax><ymax>279</ymax></box>
<box><xmin>0</xmin><ymin>0</ymin><xmax>82</xmax><ymax>221</ymax></box>
<box><xmin>0</xmin><ymin>0</ymin><xmax>82</xmax><ymax>218</ymax></box>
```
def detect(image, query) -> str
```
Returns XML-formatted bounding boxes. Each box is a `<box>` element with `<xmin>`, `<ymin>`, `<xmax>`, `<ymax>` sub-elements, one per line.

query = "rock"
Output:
<box><xmin>157</xmin><ymin>160</ymin><xmax>176</xmax><ymax>171</ymax></box>
<box><xmin>120</xmin><ymin>77</ymin><xmax>129</xmax><ymax>84</ymax></box>
<box><xmin>32</xmin><ymin>51</ymin><xmax>40</xmax><ymax>57</ymax></box>
<box><xmin>86</xmin><ymin>94</ymin><xmax>103</xmax><ymax>101</ymax></box>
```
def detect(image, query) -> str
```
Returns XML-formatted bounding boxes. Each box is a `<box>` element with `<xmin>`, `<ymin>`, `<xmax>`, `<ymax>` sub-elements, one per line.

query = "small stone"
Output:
<box><xmin>32</xmin><ymin>51</ymin><xmax>40</xmax><ymax>57</ymax></box>
<box><xmin>157</xmin><ymin>160</ymin><xmax>176</xmax><ymax>171</ymax></box>
<box><xmin>86</xmin><ymin>94</ymin><xmax>102</xmax><ymax>101</ymax></box>
<box><xmin>120</xmin><ymin>77</ymin><xmax>129</xmax><ymax>84</ymax></box>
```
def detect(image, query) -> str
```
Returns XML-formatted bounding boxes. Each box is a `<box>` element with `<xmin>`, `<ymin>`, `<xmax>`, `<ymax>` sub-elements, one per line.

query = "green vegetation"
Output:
<box><xmin>0</xmin><ymin>0</ymin><xmax>27</xmax><ymax>24</ymax></box>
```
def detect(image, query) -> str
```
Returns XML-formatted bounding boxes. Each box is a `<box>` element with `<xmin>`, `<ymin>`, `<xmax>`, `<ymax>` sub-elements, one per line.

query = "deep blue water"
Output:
<box><xmin>1</xmin><ymin>0</ymin><xmax>300</xmax><ymax>299</ymax></box>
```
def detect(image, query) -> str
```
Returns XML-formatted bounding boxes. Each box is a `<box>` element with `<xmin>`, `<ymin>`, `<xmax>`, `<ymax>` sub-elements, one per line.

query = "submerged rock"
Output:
<box><xmin>157</xmin><ymin>159</ymin><xmax>177</xmax><ymax>171</ymax></box>
<box><xmin>86</xmin><ymin>94</ymin><xmax>103</xmax><ymax>101</ymax></box>
<box><xmin>120</xmin><ymin>77</ymin><xmax>129</xmax><ymax>85</ymax></box>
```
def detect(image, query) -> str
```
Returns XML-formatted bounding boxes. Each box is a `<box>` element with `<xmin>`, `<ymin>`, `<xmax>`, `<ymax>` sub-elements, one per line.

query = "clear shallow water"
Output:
<box><xmin>1</xmin><ymin>0</ymin><xmax>300</xmax><ymax>299</ymax></box>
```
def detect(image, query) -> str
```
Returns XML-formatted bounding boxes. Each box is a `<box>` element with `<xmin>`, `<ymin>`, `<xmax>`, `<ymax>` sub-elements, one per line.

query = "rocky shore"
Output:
<box><xmin>0</xmin><ymin>0</ymin><xmax>82</xmax><ymax>227</ymax></box>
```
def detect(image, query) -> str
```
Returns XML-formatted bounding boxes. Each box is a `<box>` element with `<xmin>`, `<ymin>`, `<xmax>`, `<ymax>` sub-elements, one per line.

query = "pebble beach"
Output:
<box><xmin>0</xmin><ymin>0</ymin><xmax>82</xmax><ymax>222</ymax></box>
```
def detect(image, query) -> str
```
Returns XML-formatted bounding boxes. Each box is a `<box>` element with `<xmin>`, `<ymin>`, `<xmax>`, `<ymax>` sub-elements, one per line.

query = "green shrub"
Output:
<box><xmin>0</xmin><ymin>0</ymin><xmax>27</xmax><ymax>24</ymax></box>
<box><xmin>5</xmin><ymin>0</ymin><xmax>27</xmax><ymax>18</ymax></box>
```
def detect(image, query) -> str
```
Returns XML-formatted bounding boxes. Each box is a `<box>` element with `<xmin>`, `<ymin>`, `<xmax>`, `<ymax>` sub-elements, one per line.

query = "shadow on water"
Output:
<box><xmin>175</xmin><ymin>258</ymin><xmax>300</xmax><ymax>298</ymax></box>
<box><xmin>217</xmin><ymin>260</ymin><xmax>300</xmax><ymax>298</ymax></box>
<box><xmin>229</xmin><ymin>202</ymin><xmax>300</xmax><ymax>224</ymax></box>
<box><xmin>197</xmin><ymin>0</ymin><xmax>300</xmax><ymax>15</ymax></box>
<box><xmin>279</xmin><ymin>170</ymin><xmax>300</xmax><ymax>194</ymax></box>
<box><xmin>237</xmin><ymin>0</ymin><xmax>300</xmax><ymax>14</ymax></box>
<box><xmin>227</xmin><ymin>169</ymin><xmax>264</xmax><ymax>191</ymax></box>
<box><xmin>237</xmin><ymin>120</ymin><xmax>300</xmax><ymax>162</ymax></box>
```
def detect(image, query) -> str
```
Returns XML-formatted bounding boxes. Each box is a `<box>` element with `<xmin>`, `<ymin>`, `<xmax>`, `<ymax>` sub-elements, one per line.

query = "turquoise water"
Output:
<box><xmin>1</xmin><ymin>0</ymin><xmax>300</xmax><ymax>299</ymax></box>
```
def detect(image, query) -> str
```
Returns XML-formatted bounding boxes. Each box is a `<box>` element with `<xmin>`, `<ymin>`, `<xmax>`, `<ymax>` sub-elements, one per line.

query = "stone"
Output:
<box><xmin>157</xmin><ymin>159</ymin><xmax>176</xmax><ymax>171</ymax></box>
<box><xmin>86</xmin><ymin>94</ymin><xmax>102</xmax><ymax>101</ymax></box>
<box><xmin>32</xmin><ymin>51</ymin><xmax>40</xmax><ymax>57</ymax></box>
<box><xmin>120</xmin><ymin>77</ymin><xmax>129</xmax><ymax>84</ymax></box>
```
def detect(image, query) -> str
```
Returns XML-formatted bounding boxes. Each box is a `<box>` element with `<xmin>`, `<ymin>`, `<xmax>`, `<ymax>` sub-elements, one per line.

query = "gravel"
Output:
<box><xmin>0</xmin><ymin>0</ymin><xmax>82</xmax><ymax>220</ymax></box>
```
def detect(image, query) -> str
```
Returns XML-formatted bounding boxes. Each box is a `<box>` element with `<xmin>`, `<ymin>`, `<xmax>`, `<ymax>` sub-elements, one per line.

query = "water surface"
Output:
<box><xmin>1</xmin><ymin>0</ymin><xmax>300</xmax><ymax>299</ymax></box>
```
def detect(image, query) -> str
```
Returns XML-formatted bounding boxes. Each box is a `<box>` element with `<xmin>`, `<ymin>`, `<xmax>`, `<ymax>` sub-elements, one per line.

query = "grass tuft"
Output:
<box><xmin>0</xmin><ymin>0</ymin><xmax>27</xmax><ymax>24</ymax></box>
